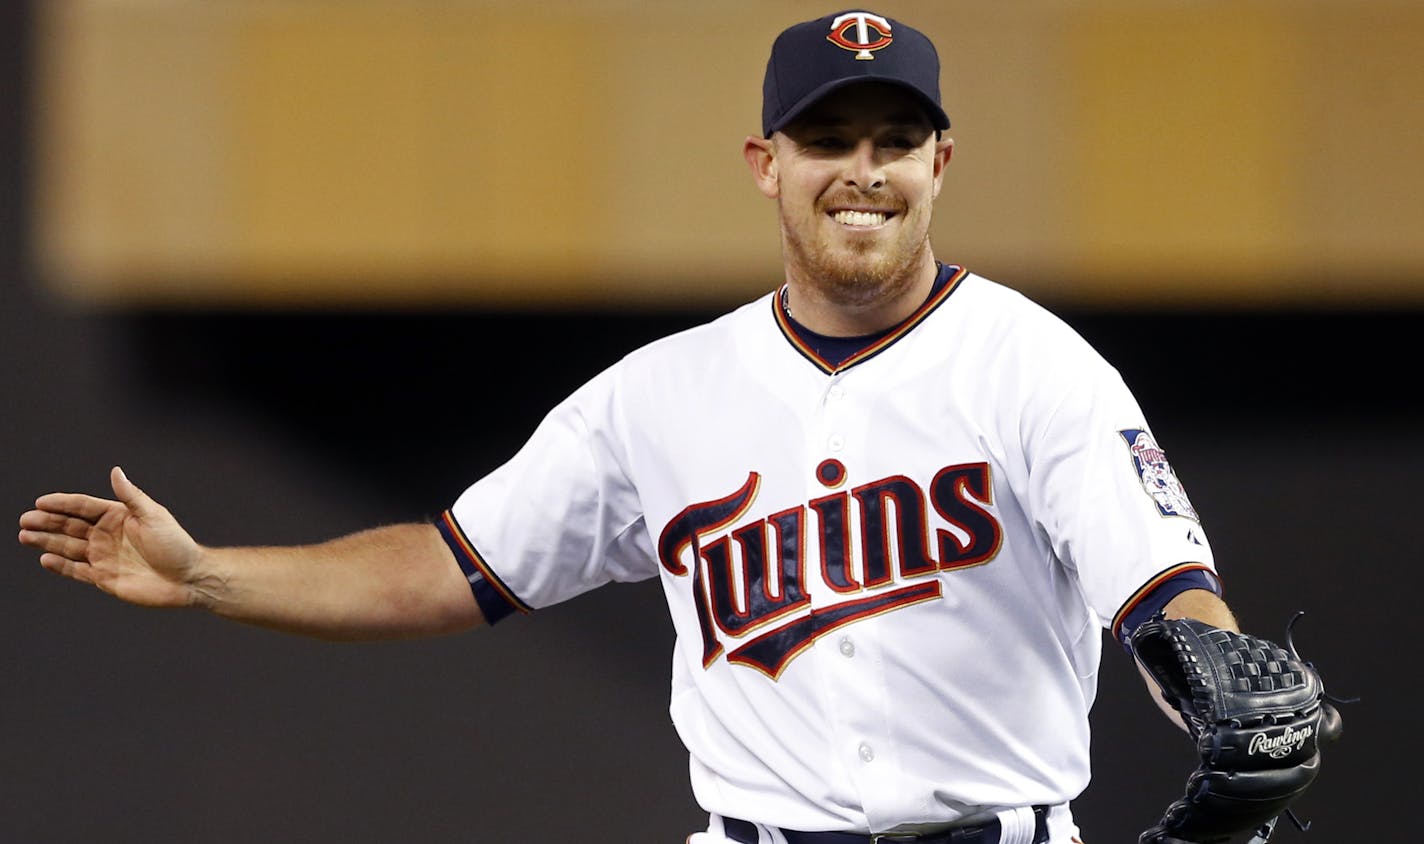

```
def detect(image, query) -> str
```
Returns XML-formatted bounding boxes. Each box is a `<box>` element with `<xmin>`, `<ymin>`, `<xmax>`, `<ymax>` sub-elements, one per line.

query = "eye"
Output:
<box><xmin>881</xmin><ymin>135</ymin><xmax>917</xmax><ymax>150</ymax></box>
<box><xmin>809</xmin><ymin>136</ymin><xmax>850</xmax><ymax>151</ymax></box>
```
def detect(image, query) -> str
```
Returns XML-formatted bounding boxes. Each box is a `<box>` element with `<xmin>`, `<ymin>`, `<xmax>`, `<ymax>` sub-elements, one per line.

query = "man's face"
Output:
<box><xmin>759</xmin><ymin>83</ymin><xmax>951</xmax><ymax>307</ymax></box>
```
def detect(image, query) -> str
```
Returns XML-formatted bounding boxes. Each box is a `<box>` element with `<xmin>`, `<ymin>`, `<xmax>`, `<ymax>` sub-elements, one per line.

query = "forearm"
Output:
<box><xmin>1137</xmin><ymin>588</ymin><xmax>1239</xmax><ymax>729</ymax></box>
<box><xmin>1162</xmin><ymin>587</ymin><xmax>1237</xmax><ymax>631</ymax></box>
<box><xmin>191</xmin><ymin>523</ymin><xmax>484</xmax><ymax>640</ymax></box>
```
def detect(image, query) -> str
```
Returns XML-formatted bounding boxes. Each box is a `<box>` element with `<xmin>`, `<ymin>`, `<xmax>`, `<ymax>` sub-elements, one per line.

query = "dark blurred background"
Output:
<box><xmin>3</xmin><ymin>2</ymin><xmax>1415</xmax><ymax>842</ymax></box>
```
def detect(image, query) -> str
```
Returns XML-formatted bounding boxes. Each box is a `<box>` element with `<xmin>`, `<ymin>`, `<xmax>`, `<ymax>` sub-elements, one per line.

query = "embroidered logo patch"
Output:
<box><xmin>827</xmin><ymin>12</ymin><xmax>893</xmax><ymax>60</ymax></box>
<box><xmin>1120</xmin><ymin>429</ymin><xmax>1199</xmax><ymax>521</ymax></box>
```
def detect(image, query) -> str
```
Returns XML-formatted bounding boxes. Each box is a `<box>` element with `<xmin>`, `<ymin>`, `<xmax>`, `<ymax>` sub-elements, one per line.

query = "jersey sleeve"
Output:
<box><xmin>439</xmin><ymin>363</ymin><xmax>657</xmax><ymax>623</ymax></box>
<box><xmin>1111</xmin><ymin>566</ymin><xmax>1223</xmax><ymax>649</ymax></box>
<box><xmin>1022</xmin><ymin>339</ymin><xmax>1217</xmax><ymax>633</ymax></box>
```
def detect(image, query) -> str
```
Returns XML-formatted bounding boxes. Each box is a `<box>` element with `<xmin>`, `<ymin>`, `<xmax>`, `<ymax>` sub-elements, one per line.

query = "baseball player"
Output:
<box><xmin>18</xmin><ymin>10</ymin><xmax>1339</xmax><ymax>844</ymax></box>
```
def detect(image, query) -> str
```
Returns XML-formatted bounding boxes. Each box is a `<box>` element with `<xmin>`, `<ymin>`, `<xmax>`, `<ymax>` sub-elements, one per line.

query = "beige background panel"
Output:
<box><xmin>31</xmin><ymin>2</ymin><xmax>237</xmax><ymax>298</ymax></box>
<box><xmin>562</xmin><ymin>9</ymin><xmax>780</xmax><ymax>303</ymax></box>
<box><xmin>231</xmin><ymin>6</ymin><xmax>438</xmax><ymax>277</ymax></box>
<box><xmin>29</xmin><ymin>0</ymin><xmax>1424</xmax><ymax>309</ymax></box>
<box><xmin>1061</xmin><ymin>6</ymin><xmax>1304</xmax><ymax>303</ymax></box>
<box><xmin>228</xmin><ymin>7</ymin><xmax>619</xmax><ymax>303</ymax></box>
<box><xmin>920</xmin><ymin>2</ymin><xmax>1076</xmax><ymax>289</ymax></box>
<box><xmin>1302</xmin><ymin>5</ymin><xmax>1424</xmax><ymax>295</ymax></box>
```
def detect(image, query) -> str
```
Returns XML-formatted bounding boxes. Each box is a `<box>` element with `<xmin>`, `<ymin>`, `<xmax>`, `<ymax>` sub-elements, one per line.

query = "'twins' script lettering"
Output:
<box><xmin>658</xmin><ymin>463</ymin><xmax>1001</xmax><ymax>678</ymax></box>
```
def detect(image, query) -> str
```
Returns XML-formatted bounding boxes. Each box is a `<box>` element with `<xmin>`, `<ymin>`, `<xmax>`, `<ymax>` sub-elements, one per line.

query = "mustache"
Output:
<box><xmin>817</xmin><ymin>189</ymin><xmax>906</xmax><ymax>213</ymax></box>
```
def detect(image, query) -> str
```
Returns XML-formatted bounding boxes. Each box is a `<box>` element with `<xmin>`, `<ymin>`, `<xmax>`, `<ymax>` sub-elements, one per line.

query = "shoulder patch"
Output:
<box><xmin>1119</xmin><ymin>428</ymin><xmax>1199</xmax><ymax>521</ymax></box>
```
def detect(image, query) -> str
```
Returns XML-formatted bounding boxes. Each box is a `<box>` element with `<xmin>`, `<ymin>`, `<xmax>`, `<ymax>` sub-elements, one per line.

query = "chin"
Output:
<box><xmin>817</xmin><ymin>245</ymin><xmax>922</xmax><ymax>298</ymax></box>
<box><xmin>782</xmin><ymin>221</ymin><xmax>929</xmax><ymax>305</ymax></box>
<box><xmin>817</xmin><ymin>265</ymin><xmax>912</xmax><ymax>307</ymax></box>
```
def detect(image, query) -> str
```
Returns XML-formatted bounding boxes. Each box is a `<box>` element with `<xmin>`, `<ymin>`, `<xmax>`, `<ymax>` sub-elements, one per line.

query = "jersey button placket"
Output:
<box><xmin>809</xmin><ymin>373</ymin><xmax>903</xmax><ymax>827</ymax></box>
<box><xmin>823</xmin><ymin>377</ymin><xmax>847</xmax><ymax>454</ymax></box>
<box><xmin>807</xmin><ymin>377</ymin><xmax>845</xmax><ymax>533</ymax></box>
<box><xmin>833</xmin><ymin>627</ymin><xmax>904</xmax><ymax>829</ymax></box>
<box><xmin>812</xmin><ymin>373</ymin><xmax>883</xmax><ymax>808</ymax></box>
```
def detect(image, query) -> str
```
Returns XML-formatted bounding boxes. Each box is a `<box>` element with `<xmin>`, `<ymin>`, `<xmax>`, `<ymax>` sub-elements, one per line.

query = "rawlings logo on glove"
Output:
<box><xmin>1130</xmin><ymin>613</ymin><xmax>1346</xmax><ymax>844</ymax></box>
<box><xmin>1248</xmin><ymin>725</ymin><xmax>1314</xmax><ymax>760</ymax></box>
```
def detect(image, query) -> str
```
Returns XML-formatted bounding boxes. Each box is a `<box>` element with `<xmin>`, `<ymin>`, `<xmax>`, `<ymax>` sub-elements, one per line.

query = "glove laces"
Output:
<box><xmin>1249</xmin><ymin>612</ymin><xmax>1360</xmax><ymax>843</ymax></box>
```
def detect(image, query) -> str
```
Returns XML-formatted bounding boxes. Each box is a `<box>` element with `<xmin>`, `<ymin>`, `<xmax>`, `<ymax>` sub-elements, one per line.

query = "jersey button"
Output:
<box><xmin>858</xmin><ymin>742</ymin><xmax>875</xmax><ymax>763</ymax></box>
<box><xmin>838</xmin><ymin>637</ymin><xmax>855</xmax><ymax>657</ymax></box>
<box><xmin>827</xmin><ymin>385</ymin><xmax>845</xmax><ymax>401</ymax></box>
<box><xmin>827</xmin><ymin>434</ymin><xmax>845</xmax><ymax>452</ymax></box>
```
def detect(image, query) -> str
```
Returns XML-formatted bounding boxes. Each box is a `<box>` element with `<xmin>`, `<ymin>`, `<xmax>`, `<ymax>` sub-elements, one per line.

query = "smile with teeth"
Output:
<box><xmin>832</xmin><ymin>209</ymin><xmax>893</xmax><ymax>227</ymax></box>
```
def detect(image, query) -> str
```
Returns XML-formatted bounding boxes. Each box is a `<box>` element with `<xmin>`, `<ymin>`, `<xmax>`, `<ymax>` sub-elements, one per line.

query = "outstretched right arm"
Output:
<box><xmin>17</xmin><ymin>467</ymin><xmax>484</xmax><ymax>640</ymax></box>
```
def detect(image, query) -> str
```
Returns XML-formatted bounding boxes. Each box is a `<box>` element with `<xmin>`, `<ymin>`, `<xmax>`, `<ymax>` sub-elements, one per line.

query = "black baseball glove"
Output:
<box><xmin>1130</xmin><ymin>614</ymin><xmax>1343</xmax><ymax>843</ymax></box>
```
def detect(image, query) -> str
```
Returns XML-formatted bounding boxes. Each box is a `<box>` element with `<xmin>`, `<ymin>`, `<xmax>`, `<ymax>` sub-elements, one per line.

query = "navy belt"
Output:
<box><xmin>723</xmin><ymin>806</ymin><xmax>1049</xmax><ymax>844</ymax></box>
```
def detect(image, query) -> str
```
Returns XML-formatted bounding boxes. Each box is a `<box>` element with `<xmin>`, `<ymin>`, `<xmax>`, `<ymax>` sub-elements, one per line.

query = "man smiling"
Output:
<box><xmin>19</xmin><ymin>10</ymin><xmax>1340</xmax><ymax>844</ymax></box>
<box><xmin>745</xmin><ymin>81</ymin><xmax>952</xmax><ymax>335</ymax></box>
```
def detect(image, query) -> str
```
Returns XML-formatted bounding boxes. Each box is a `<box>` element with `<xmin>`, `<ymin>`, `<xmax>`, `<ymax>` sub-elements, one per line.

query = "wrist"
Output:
<box><xmin>185</xmin><ymin>545</ymin><xmax>227</xmax><ymax>612</ymax></box>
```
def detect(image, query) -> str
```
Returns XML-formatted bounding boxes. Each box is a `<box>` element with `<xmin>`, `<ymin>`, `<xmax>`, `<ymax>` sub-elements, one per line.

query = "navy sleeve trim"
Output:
<box><xmin>435</xmin><ymin>510</ymin><xmax>531</xmax><ymax>625</ymax></box>
<box><xmin>1112</xmin><ymin>563</ymin><xmax>1222</xmax><ymax>651</ymax></box>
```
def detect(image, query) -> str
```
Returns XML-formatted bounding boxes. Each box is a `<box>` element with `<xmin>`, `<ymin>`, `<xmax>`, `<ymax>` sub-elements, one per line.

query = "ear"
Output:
<box><xmin>743</xmin><ymin>135</ymin><xmax>779</xmax><ymax>199</ymax></box>
<box><xmin>930</xmin><ymin>135</ymin><xmax>954</xmax><ymax>199</ymax></box>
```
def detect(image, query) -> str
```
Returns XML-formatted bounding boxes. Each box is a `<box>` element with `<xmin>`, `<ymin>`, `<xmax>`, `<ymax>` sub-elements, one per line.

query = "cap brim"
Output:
<box><xmin>765</xmin><ymin>77</ymin><xmax>951</xmax><ymax>137</ymax></box>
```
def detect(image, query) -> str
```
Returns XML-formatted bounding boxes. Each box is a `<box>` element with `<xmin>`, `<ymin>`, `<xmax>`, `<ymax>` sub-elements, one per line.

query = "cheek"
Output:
<box><xmin>780</xmin><ymin>163</ymin><xmax>834</xmax><ymax>207</ymax></box>
<box><xmin>904</xmin><ymin>176</ymin><xmax>938</xmax><ymax>214</ymax></box>
<box><xmin>894</xmin><ymin>158</ymin><xmax>939</xmax><ymax>203</ymax></box>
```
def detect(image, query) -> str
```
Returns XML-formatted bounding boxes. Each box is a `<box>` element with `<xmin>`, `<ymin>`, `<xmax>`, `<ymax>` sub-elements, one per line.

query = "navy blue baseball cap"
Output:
<box><xmin>762</xmin><ymin>10</ymin><xmax>951</xmax><ymax>137</ymax></box>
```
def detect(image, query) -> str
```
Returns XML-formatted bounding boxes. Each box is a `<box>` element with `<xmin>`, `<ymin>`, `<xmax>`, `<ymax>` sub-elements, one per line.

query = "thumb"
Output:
<box><xmin>110</xmin><ymin>465</ymin><xmax>159</xmax><ymax>515</ymax></box>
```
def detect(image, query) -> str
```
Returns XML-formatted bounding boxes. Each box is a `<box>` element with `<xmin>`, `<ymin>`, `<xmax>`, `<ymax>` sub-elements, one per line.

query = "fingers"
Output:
<box><xmin>21</xmin><ymin>469</ymin><xmax>145</xmax><ymax>526</ymax></box>
<box><xmin>31</xmin><ymin>491</ymin><xmax>120</xmax><ymax>523</ymax></box>
<box><xmin>19</xmin><ymin>493</ymin><xmax>116</xmax><ymax>564</ymax></box>
<box><xmin>19</xmin><ymin>474</ymin><xmax>127</xmax><ymax>582</ymax></box>
<box><xmin>24</xmin><ymin>510</ymin><xmax>100</xmax><ymax>584</ymax></box>
<box><xmin>39</xmin><ymin>552</ymin><xmax>98</xmax><ymax>586</ymax></box>
<box><xmin>18</xmin><ymin>509</ymin><xmax>96</xmax><ymax>539</ymax></box>
<box><xmin>18</xmin><ymin>520</ymin><xmax>94</xmax><ymax>563</ymax></box>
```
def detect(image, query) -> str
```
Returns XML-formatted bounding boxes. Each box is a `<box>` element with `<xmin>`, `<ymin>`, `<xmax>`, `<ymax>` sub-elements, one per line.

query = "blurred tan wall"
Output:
<box><xmin>30</xmin><ymin>0</ymin><xmax>1424</xmax><ymax>310</ymax></box>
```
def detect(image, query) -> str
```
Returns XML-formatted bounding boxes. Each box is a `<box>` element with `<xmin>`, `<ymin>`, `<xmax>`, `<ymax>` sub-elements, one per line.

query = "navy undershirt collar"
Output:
<box><xmin>780</xmin><ymin>262</ymin><xmax>954</xmax><ymax>370</ymax></box>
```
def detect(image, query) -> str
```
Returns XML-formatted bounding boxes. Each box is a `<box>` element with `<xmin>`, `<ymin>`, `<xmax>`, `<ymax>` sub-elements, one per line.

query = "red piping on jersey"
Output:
<box><xmin>772</xmin><ymin>264</ymin><xmax>968</xmax><ymax>375</ymax></box>
<box><xmin>1110</xmin><ymin>561</ymin><xmax>1216</xmax><ymax>642</ymax></box>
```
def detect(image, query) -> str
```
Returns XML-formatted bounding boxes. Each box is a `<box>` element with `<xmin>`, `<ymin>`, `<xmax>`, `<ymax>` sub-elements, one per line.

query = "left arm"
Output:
<box><xmin>1129</xmin><ymin>587</ymin><xmax>1342</xmax><ymax>843</ymax></box>
<box><xmin>1161</xmin><ymin>587</ymin><xmax>1237</xmax><ymax>630</ymax></box>
<box><xmin>1136</xmin><ymin>588</ymin><xmax>1238</xmax><ymax>730</ymax></box>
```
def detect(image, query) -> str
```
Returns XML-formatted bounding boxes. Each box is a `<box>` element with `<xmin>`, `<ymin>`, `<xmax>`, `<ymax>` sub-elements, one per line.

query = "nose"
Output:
<box><xmin>842</xmin><ymin>139</ymin><xmax>885</xmax><ymax>191</ymax></box>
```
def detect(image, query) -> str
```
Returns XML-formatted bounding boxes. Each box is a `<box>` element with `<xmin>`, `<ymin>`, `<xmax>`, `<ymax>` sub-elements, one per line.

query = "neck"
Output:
<box><xmin>783</xmin><ymin>251</ymin><xmax>939</xmax><ymax>337</ymax></box>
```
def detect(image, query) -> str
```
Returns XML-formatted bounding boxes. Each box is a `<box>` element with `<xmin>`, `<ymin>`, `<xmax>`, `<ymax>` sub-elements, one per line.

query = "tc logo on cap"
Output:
<box><xmin>826</xmin><ymin>12</ymin><xmax>893</xmax><ymax>60</ymax></box>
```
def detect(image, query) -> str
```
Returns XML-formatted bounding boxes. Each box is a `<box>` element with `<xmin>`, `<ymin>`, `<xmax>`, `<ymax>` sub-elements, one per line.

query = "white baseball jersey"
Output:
<box><xmin>440</xmin><ymin>267</ymin><xmax>1215</xmax><ymax>834</ymax></box>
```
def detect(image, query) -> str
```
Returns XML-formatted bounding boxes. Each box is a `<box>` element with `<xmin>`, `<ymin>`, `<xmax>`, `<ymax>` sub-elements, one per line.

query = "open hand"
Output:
<box><xmin>18</xmin><ymin>467</ymin><xmax>205</xmax><ymax>608</ymax></box>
